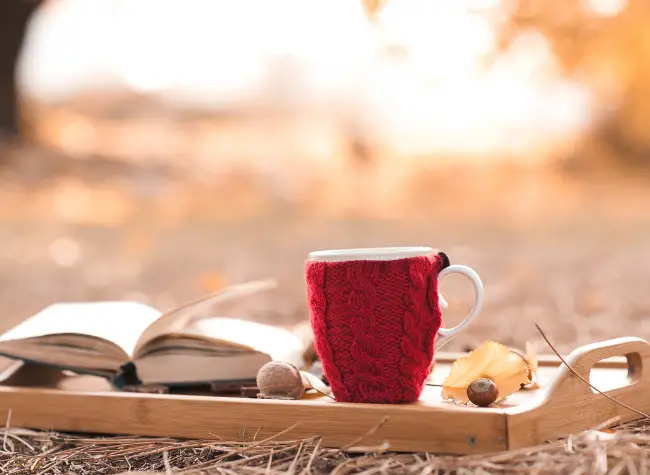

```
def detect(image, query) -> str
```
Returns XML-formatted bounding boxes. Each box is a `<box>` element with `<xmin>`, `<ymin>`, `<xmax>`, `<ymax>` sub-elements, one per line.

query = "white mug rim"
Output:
<box><xmin>308</xmin><ymin>246</ymin><xmax>434</xmax><ymax>262</ymax></box>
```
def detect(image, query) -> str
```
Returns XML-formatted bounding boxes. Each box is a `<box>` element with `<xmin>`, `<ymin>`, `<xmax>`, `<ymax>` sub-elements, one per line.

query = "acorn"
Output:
<box><xmin>467</xmin><ymin>378</ymin><xmax>499</xmax><ymax>407</ymax></box>
<box><xmin>256</xmin><ymin>361</ymin><xmax>305</xmax><ymax>400</ymax></box>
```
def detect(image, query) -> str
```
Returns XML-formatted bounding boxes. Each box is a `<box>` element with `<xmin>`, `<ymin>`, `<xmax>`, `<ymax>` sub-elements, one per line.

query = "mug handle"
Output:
<box><xmin>433</xmin><ymin>265</ymin><xmax>484</xmax><ymax>351</ymax></box>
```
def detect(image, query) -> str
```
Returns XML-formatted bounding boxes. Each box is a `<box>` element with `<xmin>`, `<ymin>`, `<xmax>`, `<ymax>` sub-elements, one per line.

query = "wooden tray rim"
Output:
<box><xmin>0</xmin><ymin>337</ymin><xmax>646</xmax><ymax>454</ymax></box>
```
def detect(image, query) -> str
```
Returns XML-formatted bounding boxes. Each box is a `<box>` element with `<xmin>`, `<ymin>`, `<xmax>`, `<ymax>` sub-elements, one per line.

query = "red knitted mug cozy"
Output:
<box><xmin>305</xmin><ymin>251</ymin><xmax>450</xmax><ymax>404</ymax></box>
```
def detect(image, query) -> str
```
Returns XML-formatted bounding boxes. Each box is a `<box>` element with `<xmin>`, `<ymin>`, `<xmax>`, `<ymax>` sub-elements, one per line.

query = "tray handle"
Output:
<box><xmin>547</xmin><ymin>337</ymin><xmax>650</xmax><ymax>402</ymax></box>
<box><xmin>506</xmin><ymin>337</ymin><xmax>650</xmax><ymax>450</ymax></box>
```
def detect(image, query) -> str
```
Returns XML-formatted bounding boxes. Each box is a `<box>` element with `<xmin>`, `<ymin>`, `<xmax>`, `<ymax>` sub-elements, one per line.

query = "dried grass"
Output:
<box><xmin>1</xmin><ymin>418</ymin><xmax>649</xmax><ymax>475</ymax></box>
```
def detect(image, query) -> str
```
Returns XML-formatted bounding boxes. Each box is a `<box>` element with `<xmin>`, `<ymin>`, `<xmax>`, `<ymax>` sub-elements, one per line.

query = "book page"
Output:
<box><xmin>0</xmin><ymin>301</ymin><xmax>162</xmax><ymax>357</ymax></box>
<box><xmin>133</xmin><ymin>279</ymin><xmax>278</xmax><ymax>353</ymax></box>
<box><xmin>181</xmin><ymin>317</ymin><xmax>306</xmax><ymax>365</ymax></box>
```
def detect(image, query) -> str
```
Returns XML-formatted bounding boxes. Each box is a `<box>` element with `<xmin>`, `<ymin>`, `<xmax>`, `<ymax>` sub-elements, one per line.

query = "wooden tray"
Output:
<box><xmin>0</xmin><ymin>337</ymin><xmax>646</xmax><ymax>454</ymax></box>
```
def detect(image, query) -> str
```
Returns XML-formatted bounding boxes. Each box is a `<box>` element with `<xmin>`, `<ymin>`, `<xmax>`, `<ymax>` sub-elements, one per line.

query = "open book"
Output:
<box><xmin>0</xmin><ymin>280</ymin><xmax>307</xmax><ymax>388</ymax></box>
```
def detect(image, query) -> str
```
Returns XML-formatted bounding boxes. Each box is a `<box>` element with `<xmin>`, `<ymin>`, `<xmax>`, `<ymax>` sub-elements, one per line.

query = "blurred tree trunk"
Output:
<box><xmin>0</xmin><ymin>0</ymin><xmax>41</xmax><ymax>137</ymax></box>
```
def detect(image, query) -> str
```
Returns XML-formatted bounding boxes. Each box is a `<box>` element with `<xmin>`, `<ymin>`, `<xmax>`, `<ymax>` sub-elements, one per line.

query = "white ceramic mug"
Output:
<box><xmin>307</xmin><ymin>246</ymin><xmax>484</xmax><ymax>351</ymax></box>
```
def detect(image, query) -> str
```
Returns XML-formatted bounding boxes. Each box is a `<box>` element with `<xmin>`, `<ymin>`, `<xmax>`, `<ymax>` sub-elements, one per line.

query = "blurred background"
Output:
<box><xmin>1</xmin><ymin>0</ymin><xmax>650</xmax><ymax>353</ymax></box>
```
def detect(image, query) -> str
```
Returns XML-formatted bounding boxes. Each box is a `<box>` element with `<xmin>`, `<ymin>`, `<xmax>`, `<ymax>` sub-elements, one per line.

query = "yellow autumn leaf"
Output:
<box><xmin>524</xmin><ymin>341</ymin><xmax>540</xmax><ymax>389</ymax></box>
<box><xmin>442</xmin><ymin>341</ymin><xmax>530</xmax><ymax>403</ymax></box>
<box><xmin>508</xmin><ymin>342</ymin><xmax>540</xmax><ymax>389</ymax></box>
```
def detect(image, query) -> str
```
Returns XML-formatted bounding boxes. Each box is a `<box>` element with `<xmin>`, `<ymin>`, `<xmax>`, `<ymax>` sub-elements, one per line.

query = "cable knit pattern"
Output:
<box><xmin>305</xmin><ymin>252</ymin><xmax>449</xmax><ymax>404</ymax></box>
